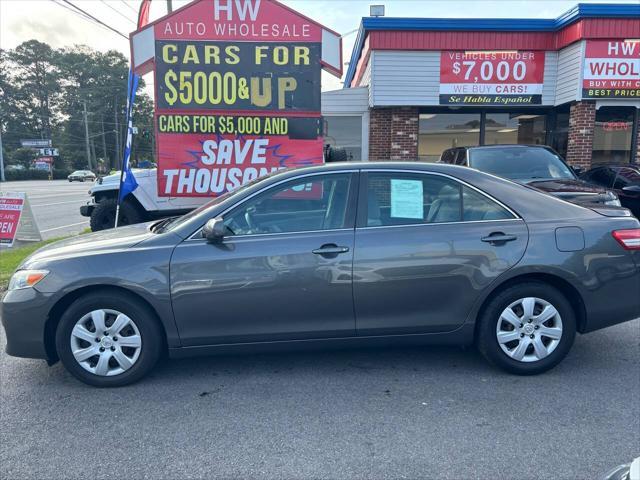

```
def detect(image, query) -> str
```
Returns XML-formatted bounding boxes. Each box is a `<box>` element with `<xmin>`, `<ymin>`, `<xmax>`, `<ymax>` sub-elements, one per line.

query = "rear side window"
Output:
<box><xmin>365</xmin><ymin>173</ymin><xmax>514</xmax><ymax>227</ymax></box>
<box><xmin>614</xmin><ymin>167</ymin><xmax>640</xmax><ymax>189</ymax></box>
<box><xmin>588</xmin><ymin>167</ymin><xmax>617</xmax><ymax>188</ymax></box>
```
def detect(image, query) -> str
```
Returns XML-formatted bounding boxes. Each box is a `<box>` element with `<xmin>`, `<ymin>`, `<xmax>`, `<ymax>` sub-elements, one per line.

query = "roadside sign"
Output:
<box><xmin>20</xmin><ymin>139</ymin><xmax>52</xmax><ymax>148</ymax></box>
<box><xmin>0</xmin><ymin>192</ymin><xmax>42</xmax><ymax>247</ymax></box>
<box><xmin>38</xmin><ymin>148</ymin><xmax>59</xmax><ymax>157</ymax></box>
<box><xmin>130</xmin><ymin>0</ymin><xmax>342</xmax><ymax>198</ymax></box>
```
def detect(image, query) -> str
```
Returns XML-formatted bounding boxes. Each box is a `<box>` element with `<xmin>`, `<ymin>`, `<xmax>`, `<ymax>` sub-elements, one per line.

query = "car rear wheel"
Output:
<box><xmin>55</xmin><ymin>291</ymin><xmax>163</xmax><ymax>387</ymax></box>
<box><xmin>476</xmin><ymin>282</ymin><xmax>576</xmax><ymax>375</ymax></box>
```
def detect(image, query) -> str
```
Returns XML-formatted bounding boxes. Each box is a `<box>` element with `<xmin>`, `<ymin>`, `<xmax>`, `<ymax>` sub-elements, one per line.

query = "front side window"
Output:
<box><xmin>223</xmin><ymin>174</ymin><xmax>352</xmax><ymax>236</ymax></box>
<box><xmin>614</xmin><ymin>167</ymin><xmax>640</xmax><ymax>189</ymax></box>
<box><xmin>365</xmin><ymin>172</ymin><xmax>513</xmax><ymax>227</ymax></box>
<box><xmin>584</xmin><ymin>167</ymin><xmax>616</xmax><ymax>188</ymax></box>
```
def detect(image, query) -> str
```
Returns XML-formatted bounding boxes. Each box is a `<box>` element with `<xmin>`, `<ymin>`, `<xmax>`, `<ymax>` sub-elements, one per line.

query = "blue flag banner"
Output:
<box><xmin>118</xmin><ymin>70</ymin><xmax>140</xmax><ymax>203</ymax></box>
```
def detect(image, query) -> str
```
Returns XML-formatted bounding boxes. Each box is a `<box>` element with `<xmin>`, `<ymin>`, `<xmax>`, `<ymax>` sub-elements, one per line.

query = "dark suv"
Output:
<box><xmin>439</xmin><ymin>145</ymin><xmax>621</xmax><ymax>207</ymax></box>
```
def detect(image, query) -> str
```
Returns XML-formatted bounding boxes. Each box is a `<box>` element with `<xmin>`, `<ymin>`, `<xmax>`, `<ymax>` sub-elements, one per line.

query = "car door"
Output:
<box><xmin>170</xmin><ymin>171</ymin><xmax>358</xmax><ymax>346</ymax></box>
<box><xmin>353</xmin><ymin>170</ymin><xmax>528</xmax><ymax>335</ymax></box>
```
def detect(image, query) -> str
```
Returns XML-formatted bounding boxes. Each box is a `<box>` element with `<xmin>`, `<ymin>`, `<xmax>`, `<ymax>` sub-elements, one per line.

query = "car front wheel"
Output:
<box><xmin>55</xmin><ymin>291</ymin><xmax>163</xmax><ymax>387</ymax></box>
<box><xmin>476</xmin><ymin>282</ymin><xmax>576</xmax><ymax>375</ymax></box>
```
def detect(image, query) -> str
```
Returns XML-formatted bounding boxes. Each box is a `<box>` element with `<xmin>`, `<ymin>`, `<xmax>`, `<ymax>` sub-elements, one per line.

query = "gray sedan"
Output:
<box><xmin>2</xmin><ymin>163</ymin><xmax>639</xmax><ymax>387</ymax></box>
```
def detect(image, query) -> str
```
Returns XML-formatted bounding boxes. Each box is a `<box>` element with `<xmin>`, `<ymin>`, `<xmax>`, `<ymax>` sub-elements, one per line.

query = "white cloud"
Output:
<box><xmin>2</xmin><ymin>0</ymin><xmax>637</xmax><ymax>94</ymax></box>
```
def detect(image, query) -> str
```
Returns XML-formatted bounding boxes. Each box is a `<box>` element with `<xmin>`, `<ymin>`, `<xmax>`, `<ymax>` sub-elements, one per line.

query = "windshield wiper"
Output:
<box><xmin>151</xmin><ymin>217</ymin><xmax>175</xmax><ymax>233</ymax></box>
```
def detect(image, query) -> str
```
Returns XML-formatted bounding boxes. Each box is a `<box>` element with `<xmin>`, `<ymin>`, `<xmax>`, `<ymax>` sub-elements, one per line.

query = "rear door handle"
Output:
<box><xmin>481</xmin><ymin>233</ymin><xmax>518</xmax><ymax>245</ymax></box>
<box><xmin>312</xmin><ymin>244</ymin><xmax>350</xmax><ymax>255</ymax></box>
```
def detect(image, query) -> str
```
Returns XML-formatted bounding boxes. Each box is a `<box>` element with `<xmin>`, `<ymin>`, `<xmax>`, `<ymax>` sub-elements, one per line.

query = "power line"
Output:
<box><xmin>120</xmin><ymin>0</ymin><xmax>138</xmax><ymax>15</ymax></box>
<box><xmin>50</xmin><ymin>0</ymin><xmax>127</xmax><ymax>40</ymax></box>
<box><xmin>99</xmin><ymin>0</ymin><xmax>137</xmax><ymax>26</ymax></box>
<box><xmin>60</xmin><ymin>0</ymin><xmax>129</xmax><ymax>40</ymax></box>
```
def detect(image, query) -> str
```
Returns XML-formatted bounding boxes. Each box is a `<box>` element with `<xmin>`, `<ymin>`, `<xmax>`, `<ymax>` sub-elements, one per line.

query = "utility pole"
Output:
<box><xmin>0</xmin><ymin>129</ymin><xmax>5</xmax><ymax>182</ymax></box>
<box><xmin>82</xmin><ymin>100</ymin><xmax>93</xmax><ymax>170</ymax></box>
<box><xmin>101</xmin><ymin>118</ymin><xmax>108</xmax><ymax>170</ymax></box>
<box><xmin>114</xmin><ymin>99</ymin><xmax>121</xmax><ymax>169</ymax></box>
<box><xmin>167</xmin><ymin>0</ymin><xmax>173</xmax><ymax>13</ymax></box>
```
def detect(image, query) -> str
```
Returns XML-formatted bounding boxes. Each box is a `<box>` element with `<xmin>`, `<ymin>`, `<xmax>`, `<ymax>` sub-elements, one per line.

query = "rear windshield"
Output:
<box><xmin>470</xmin><ymin>147</ymin><xmax>575</xmax><ymax>182</ymax></box>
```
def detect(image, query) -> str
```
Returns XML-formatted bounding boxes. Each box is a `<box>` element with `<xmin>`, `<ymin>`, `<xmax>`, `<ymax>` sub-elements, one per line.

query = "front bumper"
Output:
<box><xmin>80</xmin><ymin>200</ymin><xmax>95</xmax><ymax>217</ymax></box>
<box><xmin>1</xmin><ymin>287</ymin><xmax>55</xmax><ymax>361</ymax></box>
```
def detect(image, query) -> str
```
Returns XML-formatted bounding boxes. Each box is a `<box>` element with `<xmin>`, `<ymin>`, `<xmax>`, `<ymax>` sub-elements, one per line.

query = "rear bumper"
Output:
<box><xmin>1</xmin><ymin>288</ymin><xmax>54</xmax><ymax>361</ymax></box>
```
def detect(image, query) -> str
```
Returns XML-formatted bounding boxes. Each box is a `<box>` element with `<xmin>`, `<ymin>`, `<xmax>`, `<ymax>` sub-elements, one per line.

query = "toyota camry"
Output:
<box><xmin>2</xmin><ymin>162</ymin><xmax>639</xmax><ymax>387</ymax></box>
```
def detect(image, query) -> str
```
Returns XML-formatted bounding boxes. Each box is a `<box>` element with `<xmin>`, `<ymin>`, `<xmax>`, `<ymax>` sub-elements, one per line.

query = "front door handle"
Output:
<box><xmin>312</xmin><ymin>244</ymin><xmax>350</xmax><ymax>256</ymax></box>
<box><xmin>481</xmin><ymin>233</ymin><xmax>518</xmax><ymax>245</ymax></box>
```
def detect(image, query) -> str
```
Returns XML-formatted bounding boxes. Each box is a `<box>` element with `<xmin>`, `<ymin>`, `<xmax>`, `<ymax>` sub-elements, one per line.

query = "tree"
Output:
<box><xmin>0</xmin><ymin>40</ymin><xmax>156</xmax><ymax>174</ymax></box>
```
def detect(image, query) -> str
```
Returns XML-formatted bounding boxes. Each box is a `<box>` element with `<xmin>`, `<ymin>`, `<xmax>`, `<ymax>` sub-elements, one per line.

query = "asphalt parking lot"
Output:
<box><xmin>1</xmin><ymin>318</ymin><xmax>638</xmax><ymax>480</ymax></box>
<box><xmin>1</xmin><ymin>179</ymin><xmax>91</xmax><ymax>240</ymax></box>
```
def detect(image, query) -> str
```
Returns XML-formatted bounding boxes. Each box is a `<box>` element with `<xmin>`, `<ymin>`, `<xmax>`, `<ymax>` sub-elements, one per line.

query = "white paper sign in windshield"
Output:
<box><xmin>390</xmin><ymin>179</ymin><xmax>423</xmax><ymax>219</ymax></box>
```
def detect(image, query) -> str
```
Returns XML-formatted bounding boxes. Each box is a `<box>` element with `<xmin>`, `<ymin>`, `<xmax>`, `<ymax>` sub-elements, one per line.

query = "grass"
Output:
<box><xmin>0</xmin><ymin>236</ymin><xmax>68</xmax><ymax>290</ymax></box>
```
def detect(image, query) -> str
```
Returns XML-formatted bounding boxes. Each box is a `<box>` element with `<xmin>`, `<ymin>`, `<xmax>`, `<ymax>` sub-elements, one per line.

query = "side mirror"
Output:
<box><xmin>572</xmin><ymin>166</ymin><xmax>583</xmax><ymax>176</ymax></box>
<box><xmin>202</xmin><ymin>217</ymin><xmax>226</xmax><ymax>242</ymax></box>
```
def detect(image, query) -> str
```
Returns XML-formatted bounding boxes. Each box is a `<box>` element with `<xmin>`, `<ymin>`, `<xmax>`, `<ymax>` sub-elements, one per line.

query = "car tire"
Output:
<box><xmin>55</xmin><ymin>291</ymin><xmax>163</xmax><ymax>387</ymax></box>
<box><xmin>476</xmin><ymin>282</ymin><xmax>576</xmax><ymax>375</ymax></box>
<box><xmin>89</xmin><ymin>197</ymin><xmax>144</xmax><ymax>231</ymax></box>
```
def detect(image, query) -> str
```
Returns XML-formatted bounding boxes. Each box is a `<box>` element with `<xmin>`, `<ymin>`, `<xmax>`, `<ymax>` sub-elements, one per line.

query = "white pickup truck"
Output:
<box><xmin>80</xmin><ymin>168</ymin><xmax>206</xmax><ymax>231</ymax></box>
<box><xmin>80</xmin><ymin>147</ymin><xmax>349</xmax><ymax>231</ymax></box>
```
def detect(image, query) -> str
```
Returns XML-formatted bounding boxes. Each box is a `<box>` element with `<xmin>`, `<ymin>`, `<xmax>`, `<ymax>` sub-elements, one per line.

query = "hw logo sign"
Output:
<box><xmin>214</xmin><ymin>0</ymin><xmax>261</xmax><ymax>21</ymax></box>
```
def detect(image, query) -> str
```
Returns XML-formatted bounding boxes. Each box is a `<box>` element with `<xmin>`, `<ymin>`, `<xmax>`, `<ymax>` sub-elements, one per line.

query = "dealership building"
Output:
<box><xmin>321</xmin><ymin>3</ymin><xmax>640</xmax><ymax>168</ymax></box>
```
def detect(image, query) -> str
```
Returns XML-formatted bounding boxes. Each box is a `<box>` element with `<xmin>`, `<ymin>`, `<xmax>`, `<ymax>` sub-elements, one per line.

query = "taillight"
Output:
<box><xmin>612</xmin><ymin>229</ymin><xmax>640</xmax><ymax>250</ymax></box>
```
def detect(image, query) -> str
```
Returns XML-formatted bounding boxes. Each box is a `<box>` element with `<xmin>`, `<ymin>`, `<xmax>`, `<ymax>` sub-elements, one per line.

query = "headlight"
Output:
<box><xmin>8</xmin><ymin>270</ymin><xmax>49</xmax><ymax>291</ymax></box>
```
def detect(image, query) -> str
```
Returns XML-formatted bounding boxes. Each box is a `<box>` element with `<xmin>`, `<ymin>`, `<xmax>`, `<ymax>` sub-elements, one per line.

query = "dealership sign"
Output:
<box><xmin>582</xmin><ymin>40</ymin><xmax>640</xmax><ymax>99</ymax></box>
<box><xmin>0</xmin><ymin>193</ymin><xmax>41</xmax><ymax>247</ymax></box>
<box><xmin>130</xmin><ymin>0</ymin><xmax>342</xmax><ymax>197</ymax></box>
<box><xmin>440</xmin><ymin>51</ymin><xmax>545</xmax><ymax>105</ymax></box>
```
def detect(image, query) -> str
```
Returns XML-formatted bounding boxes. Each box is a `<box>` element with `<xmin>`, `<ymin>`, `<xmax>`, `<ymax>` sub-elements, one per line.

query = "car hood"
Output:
<box><xmin>99</xmin><ymin>168</ymin><xmax>156</xmax><ymax>184</ymax></box>
<box><xmin>19</xmin><ymin>223</ymin><xmax>155</xmax><ymax>269</ymax></box>
<box><xmin>525</xmin><ymin>178</ymin><xmax>612</xmax><ymax>204</ymax></box>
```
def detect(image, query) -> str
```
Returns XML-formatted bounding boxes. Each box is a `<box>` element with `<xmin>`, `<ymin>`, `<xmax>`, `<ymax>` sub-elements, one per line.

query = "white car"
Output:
<box><xmin>68</xmin><ymin>170</ymin><xmax>97</xmax><ymax>182</ymax></box>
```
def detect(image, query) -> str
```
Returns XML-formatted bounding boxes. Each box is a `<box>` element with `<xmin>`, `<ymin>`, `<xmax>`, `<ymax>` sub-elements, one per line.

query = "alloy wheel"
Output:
<box><xmin>70</xmin><ymin>309</ymin><xmax>142</xmax><ymax>376</ymax></box>
<box><xmin>495</xmin><ymin>297</ymin><xmax>563</xmax><ymax>363</ymax></box>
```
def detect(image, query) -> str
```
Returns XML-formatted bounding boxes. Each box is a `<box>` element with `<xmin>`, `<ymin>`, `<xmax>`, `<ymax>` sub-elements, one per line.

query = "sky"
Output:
<box><xmin>1</xmin><ymin>0</ymin><xmax>638</xmax><ymax>93</ymax></box>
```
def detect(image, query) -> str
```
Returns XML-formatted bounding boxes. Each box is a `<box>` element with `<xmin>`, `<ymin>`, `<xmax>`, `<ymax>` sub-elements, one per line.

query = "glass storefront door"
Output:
<box><xmin>418</xmin><ymin>109</ymin><xmax>549</xmax><ymax>162</ymax></box>
<box><xmin>418</xmin><ymin>113</ymin><xmax>481</xmax><ymax>162</ymax></box>
<box><xmin>484</xmin><ymin>113</ymin><xmax>546</xmax><ymax>146</ymax></box>
<box><xmin>593</xmin><ymin>107</ymin><xmax>636</xmax><ymax>165</ymax></box>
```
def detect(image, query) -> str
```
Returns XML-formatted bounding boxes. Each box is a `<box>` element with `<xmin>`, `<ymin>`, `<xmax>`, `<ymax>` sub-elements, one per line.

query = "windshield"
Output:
<box><xmin>155</xmin><ymin>172</ymin><xmax>278</xmax><ymax>233</ymax></box>
<box><xmin>470</xmin><ymin>147</ymin><xmax>576</xmax><ymax>183</ymax></box>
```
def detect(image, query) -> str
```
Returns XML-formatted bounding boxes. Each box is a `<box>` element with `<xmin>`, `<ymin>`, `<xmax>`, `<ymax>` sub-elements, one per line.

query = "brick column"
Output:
<box><xmin>369</xmin><ymin>107</ymin><xmax>419</xmax><ymax>161</ymax></box>
<box><xmin>390</xmin><ymin>107</ymin><xmax>419</xmax><ymax>161</ymax></box>
<box><xmin>566</xmin><ymin>101</ymin><xmax>596</xmax><ymax>169</ymax></box>
<box><xmin>369</xmin><ymin>108</ymin><xmax>392</xmax><ymax>161</ymax></box>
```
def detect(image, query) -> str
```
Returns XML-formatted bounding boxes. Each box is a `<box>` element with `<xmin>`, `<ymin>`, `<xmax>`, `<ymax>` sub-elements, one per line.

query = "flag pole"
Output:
<box><xmin>115</xmin><ymin>0</ymin><xmax>151</xmax><ymax>228</ymax></box>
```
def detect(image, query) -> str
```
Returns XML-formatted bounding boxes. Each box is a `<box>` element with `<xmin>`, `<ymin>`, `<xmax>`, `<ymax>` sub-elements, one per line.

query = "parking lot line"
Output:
<box><xmin>40</xmin><ymin>221</ymin><xmax>89</xmax><ymax>233</ymax></box>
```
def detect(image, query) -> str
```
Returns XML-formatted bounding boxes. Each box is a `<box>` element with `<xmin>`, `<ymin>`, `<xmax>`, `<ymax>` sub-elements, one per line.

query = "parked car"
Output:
<box><xmin>439</xmin><ymin>145</ymin><xmax>621</xmax><ymax>207</ymax></box>
<box><xmin>68</xmin><ymin>170</ymin><xmax>96</xmax><ymax>182</ymax></box>
<box><xmin>580</xmin><ymin>164</ymin><xmax>640</xmax><ymax>218</ymax></box>
<box><xmin>3</xmin><ymin>162</ymin><xmax>639</xmax><ymax>387</ymax></box>
<box><xmin>603</xmin><ymin>456</ymin><xmax>640</xmax><ymax>480</ymax></box>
